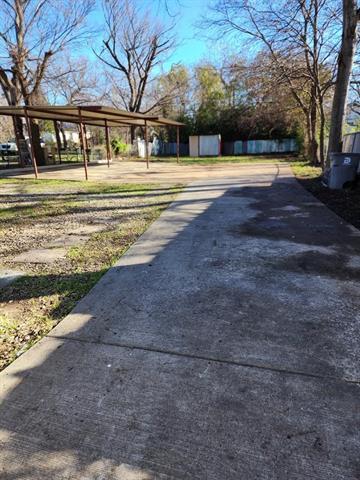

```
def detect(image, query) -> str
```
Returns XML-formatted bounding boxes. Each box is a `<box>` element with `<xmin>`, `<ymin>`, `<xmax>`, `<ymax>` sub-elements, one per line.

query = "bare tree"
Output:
<box><xmin>48</xmin><ymin>56</ymin><xmax>102</xmax><ymax>106</ymax></box>
<box><xmin>0</xmin><ymin>0</ymin><xmax>94</xmax><ymax>163</ymax></box>
<box><xmin>0</xmin><ymin>95</ymin><xmax>14</xmax><ymax>142</ymax></box>
<box><xmin>47</xmin><ymin>54</ymin><xmax>104</xmax><ymax>150</ymax></box>
<box><xmin>327</xmin><ymin>0</ymin><xmax>359</xmax><ymax>160</ymax></box>
<box><xmin>206</xmin><ymin>0</ymin><xmax>341</xmax><ymax>166</ymax></box>
<box><xmin>96</xmin><ymin>0</ymin><xmax>175</xmax><ymax>140</ymax></box>
<box><xmin>349</xmin><ymin>42</ymin><xmax>360</xmax><ymax>116</ymax></box>
<box><xmin>240</xmin><ymin>53</ymin><xmax>304</xmax><ymax>140</ymax></box>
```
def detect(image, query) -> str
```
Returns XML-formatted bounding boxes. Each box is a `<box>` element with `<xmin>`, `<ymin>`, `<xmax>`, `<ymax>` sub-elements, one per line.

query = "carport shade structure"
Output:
<box><xmin>0</xmin><ymin>105</ymin><xmax>184</xmax><ymax>179</ymax></box>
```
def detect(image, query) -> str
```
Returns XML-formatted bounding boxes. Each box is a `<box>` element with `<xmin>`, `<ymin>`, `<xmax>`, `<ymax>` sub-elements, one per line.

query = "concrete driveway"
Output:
<box><xmin>0</xmin><ymin>163</ymin><xmax>359</xmax><ymax>479</ymax></box>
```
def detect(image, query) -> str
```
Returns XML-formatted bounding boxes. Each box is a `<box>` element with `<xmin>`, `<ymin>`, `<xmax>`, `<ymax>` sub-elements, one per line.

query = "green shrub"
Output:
<box><xmin>111</xmin><ymin>138</ymin><xmax>131</xmax><ymax>155</ymax></box>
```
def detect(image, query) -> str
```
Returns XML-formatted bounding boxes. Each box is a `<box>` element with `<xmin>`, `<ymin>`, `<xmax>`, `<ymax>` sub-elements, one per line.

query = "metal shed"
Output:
<box><xmin>343</xmin><ymin>132</ymin><xmax>360</xmax><ymax>154</ymax></box>
<box><xmin>189</xmin><ymin>135</ymin><xmax>221</xmax><ymax>157</ymax></box>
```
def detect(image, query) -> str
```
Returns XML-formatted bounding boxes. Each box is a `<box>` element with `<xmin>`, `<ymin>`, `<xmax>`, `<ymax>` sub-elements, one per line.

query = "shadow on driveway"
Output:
<box><xmin>1</xmin><ymin>171</ymin><xmax>360</xmax><ymax>479</ymax></box>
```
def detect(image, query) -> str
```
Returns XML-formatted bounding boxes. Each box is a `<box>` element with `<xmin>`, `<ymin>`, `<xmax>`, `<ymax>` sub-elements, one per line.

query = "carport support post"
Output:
<box><xmin>145</xmin><ymin>120</ymin><xmax>149</xmax><ymax>169</ymax></box>
<box><xmin>78</xmin><ymin>108</ymin><xmax>88</xmax><ymax>180</ymax></box>
<box><xmin>176</xmin><ymin>126</ymin><xmax>180</xmax><ymax>163</ymax></box>
<box><xmin>83</xmin><ymin>124</ymin><xmax>90</xmax><ymax>163</ymax></box>
<box><xmin>24</xmin><ymin>108</ymin><xmax>39</xmax><ymax>179</ymax></box>
<box><xmin>125</xmin><ymin>128</ymin><xmax>130</xmax><ymax>158</ymax></box>
<box><xmin>105</xmin><ymin>119</ymin><xmax>111</xmax><ymax>168</ymax></box>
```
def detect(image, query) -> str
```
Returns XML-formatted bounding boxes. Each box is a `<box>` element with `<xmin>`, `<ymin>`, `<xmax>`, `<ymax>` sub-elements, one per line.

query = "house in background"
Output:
<box><xmin>42</xmin><ymin>129</ymin><xmax>81</xmax><ymax>146</ymax></box>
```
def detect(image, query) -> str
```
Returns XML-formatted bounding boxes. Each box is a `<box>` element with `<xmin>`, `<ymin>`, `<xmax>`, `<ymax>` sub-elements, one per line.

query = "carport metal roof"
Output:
<box><xmin>0</xmin><ymin>105</ymin><xmax>184</xmax><ymax>128</ymax></box>
<box><xmin>0</xmin><ymin>105</ymin><xmax>184</xmax><ymax>179</ymax></box>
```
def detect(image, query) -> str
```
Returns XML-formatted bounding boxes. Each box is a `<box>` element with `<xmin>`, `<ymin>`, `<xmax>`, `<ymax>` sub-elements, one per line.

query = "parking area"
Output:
<box><xmin>1</xmin><ymin>162</ymin><xmax>360</xmax><ymax>479</ymax></box>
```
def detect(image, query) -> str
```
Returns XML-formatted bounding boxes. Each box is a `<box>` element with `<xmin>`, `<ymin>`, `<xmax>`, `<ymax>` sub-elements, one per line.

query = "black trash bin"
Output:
<box><xmin>327</xmin><ymin>153</ymin><xmax>360</xmax><ymax>189</ymax></box>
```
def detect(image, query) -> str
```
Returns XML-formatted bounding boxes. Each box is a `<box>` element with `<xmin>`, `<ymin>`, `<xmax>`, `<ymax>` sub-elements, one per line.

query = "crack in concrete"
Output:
<box><xmin>48</xmin><ymin>334</ymin><xmax>360</xmax><ymax>385</ymax></box>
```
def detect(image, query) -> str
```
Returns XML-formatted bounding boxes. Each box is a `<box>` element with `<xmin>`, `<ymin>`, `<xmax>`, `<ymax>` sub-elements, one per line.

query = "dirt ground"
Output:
<box><xmin>0</xmin><ymin>158</ymin><xmax>284</xmax><ymax>184</ymax></box>
<box><xmin>0</xmin><ymin>179</ymin><xmax>180</xmax><ymax>370</ymax></box>
<box><xmin>2</xmin><ymin>158</ymin><xmax>360</xmax><ymax>371</ymax></box>
<box><xmin>1</xmin><ymin>162</ymin><xmax>360</xmax><ymax>479</ymax></box>
<box><xmin>294</xmin><ymin>168</ymin><xmax>360</xmax><ymax>230</ymax></box>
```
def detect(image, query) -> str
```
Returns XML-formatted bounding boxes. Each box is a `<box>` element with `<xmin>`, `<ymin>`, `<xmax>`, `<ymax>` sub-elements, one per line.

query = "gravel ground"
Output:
<box><xmin>0</xmin><ymin>183</ymin><xmax>176</xmax><ymax>263</ymax></box>
<box><xmin>0</xmin><ymin>180</ymin><xmax>180</xmax><ymax>369</ymax></box>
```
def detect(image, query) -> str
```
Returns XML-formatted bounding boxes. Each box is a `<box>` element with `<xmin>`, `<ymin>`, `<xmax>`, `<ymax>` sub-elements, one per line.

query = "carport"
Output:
<box><xmin>0</xmin><ymin>105</ymin><xmax>184</xmax><ymax>179</ymax></box>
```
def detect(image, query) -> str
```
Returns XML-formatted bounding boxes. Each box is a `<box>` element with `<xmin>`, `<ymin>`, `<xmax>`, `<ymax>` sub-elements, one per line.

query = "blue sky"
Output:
<box><xmin>87</xmin><ymin>0</ymin><xmax>212</xmax><ymax>71</ymax></box>
<box><xmin>161</xmin><ymin>0</ymin><xmax>210</xmax><ymax>68</ymax></box>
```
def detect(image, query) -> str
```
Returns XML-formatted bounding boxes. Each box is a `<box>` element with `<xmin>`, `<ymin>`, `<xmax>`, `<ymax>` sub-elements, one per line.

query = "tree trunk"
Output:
<box><xmin>12</xmin><ymin>116</ymin><xmax>25</xmax><ymax>166</ymax></box>
<box><xmin>308</xmin><ymin>136</ymin><xmax>319</xmax><ymax>165</ymax></box>
<box><xmin>327</xmin><ymin>0</ymin><xmax>359</xmax><ymax>164</ymax></box>
<box><xmin>54</xmin><ymin>121</ymin><xmax>62</xmax><ymax>149</ymax></box>
<box><xmin>130</xmin><ymin>125</ymin><xmax>136</xmax><ymax>144</ymax></box>
<box><xmin>29</xmin><ymin>120</ymin><xmax>45</xmax><ymax>166</ymax></box>
<box><xmin>54</xmin><ymin>120</ymin><xmax>62</xmax><ymax>163</ymax></box>
<box><xmin>60</xmin><ymin>123</ymin><xmax>68</xmax><ymax>149</ymax></box>
<box><xmin>310</xmin><ymin>86</ymin><xmax>320</xmax><ymax>165</ymax></box>
<box><xmin>304</xmin><ymin>115</ymin><xmax>312</xmax><ymax>160</ymax></box>
<box><xmin>319</xmin><ymin>113</ymin><xmax>326</xmax><ymax>169</ymax></box>
<box><xmin>318</xmin><ymin>96</ymin><xmax>326</xmax><ymax>169</ymax></box>
<box><xmin>304</xmin><ymin>109</ymin><xmax>319</xmax><ymax>165</ymax></box>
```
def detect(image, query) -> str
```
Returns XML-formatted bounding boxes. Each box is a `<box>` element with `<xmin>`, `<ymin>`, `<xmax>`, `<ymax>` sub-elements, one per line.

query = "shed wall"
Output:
<box><xmin>343</xmin><ymin>132</ymin><xmax>360</xmax><ymax>153</ymax></box>
<box><xmin>189</xmin><ymin>136</ymin><xmax>199</xmax><ymax>157</ymax></box>
<box><xmin>199</xmin><ymin>135</ymin><xmax>221</xmax><ymax>156</ymax></box>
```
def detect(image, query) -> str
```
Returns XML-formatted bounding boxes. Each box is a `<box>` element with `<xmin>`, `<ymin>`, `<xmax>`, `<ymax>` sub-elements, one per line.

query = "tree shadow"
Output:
<box><xmin>1</xmin><ymin>175</ymin><xmax>360</xmax><ymax>479</ymax></box>
<box><xmin>0</xmin><ymin>270</ymin><xmax>106</xmax><ymax>320</ymax></box>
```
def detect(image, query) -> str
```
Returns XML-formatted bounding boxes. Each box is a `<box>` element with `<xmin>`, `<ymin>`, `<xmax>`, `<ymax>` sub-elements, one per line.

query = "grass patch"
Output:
<box><xmin>291</xmin><ymin>161</ymin><xmax>322</xmax><ymax>180</ymax></box>
<box><xmin>0</xmin><ymin>177</ymin><xmax>158</xmax><ymax>193</ymax></box>
<box><xmin>0</xmin><ymin>181</ymin><xmax>176</xmax><ymax>223</ymax></box>
<box><xmin>150</xmin><ymin>155</ymin><xmax>295</xmax><ymax>165</ymax></box>
<box><xmin>0</xmin><ymin>177</ymin><xmax>81</xmax><ymax>187</ymax></box>
<box><xmin>0</xmin><ymin>311</ymin><xmax>54</xmax><ymax>366</ymax></box>
<box><xmin>0</xmin><ymin>179</ymin><xmax>181</xmax><ymax>370</ymax></box>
